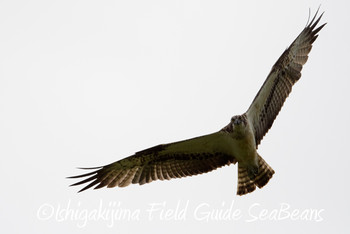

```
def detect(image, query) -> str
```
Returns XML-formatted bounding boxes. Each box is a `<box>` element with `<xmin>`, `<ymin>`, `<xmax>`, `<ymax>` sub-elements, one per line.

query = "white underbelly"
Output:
<box><xmin>231</xmin><ymin>135</ymin><xmax>257</xmax><ymax>165</ymax></box>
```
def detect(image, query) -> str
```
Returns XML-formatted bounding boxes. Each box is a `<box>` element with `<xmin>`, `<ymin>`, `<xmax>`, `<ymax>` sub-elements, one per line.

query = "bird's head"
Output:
<box><xmin>231</xmin><ymin>115</ymin><xmax>247</xmax><ymax>127</ymax></box>
<box><xmin>221</xmin><ymin>115</ymin><xmax>248</xmax><ymax>133</ymax></box>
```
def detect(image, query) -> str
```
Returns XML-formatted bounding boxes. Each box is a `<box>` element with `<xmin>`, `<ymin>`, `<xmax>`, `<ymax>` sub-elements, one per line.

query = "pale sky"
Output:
<box><xmin>1</xmin><ymin>0</ymin><xmax>349</xmax><ymax>233</ymax></box>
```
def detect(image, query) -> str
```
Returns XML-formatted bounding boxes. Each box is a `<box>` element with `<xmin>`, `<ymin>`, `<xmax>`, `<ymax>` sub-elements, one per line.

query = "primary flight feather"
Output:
<box><xmin>68</xmin><ymin>9</ymin><xmax>326</xmax><ymax>195</ymax></box>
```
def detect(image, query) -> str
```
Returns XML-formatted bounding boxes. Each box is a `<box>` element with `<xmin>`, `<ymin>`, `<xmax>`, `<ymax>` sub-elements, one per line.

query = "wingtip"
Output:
<box><xmin>307</xmin><ymin>7</ymin><xmax>326</xmax><ymax>29</ymax></box>
<box><xmin>75</xmin><ymin>180</ymin><xmax>101</xmax><ymax>192</ymax></box>
<box><xmin>77</xmin><ymin>166</ymin><xmax>103</xmax><ymax>170</ymax></box>
<box><xmin>66</xmin><ymin>170</ymin><xmax>99</xmax><ymax>179</ymax></box>
<box><xmin>77</xmin><ymin>188</ymin><xmax>85</xmax><ymax>193</ymax></box>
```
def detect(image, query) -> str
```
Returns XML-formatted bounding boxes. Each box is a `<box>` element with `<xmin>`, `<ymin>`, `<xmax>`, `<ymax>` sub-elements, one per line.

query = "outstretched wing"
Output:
<box><xmin>246</xmin><ymin>10</ymin><xmax>326</xmax><ymax>146</ymax></box>
<box><xmin>68</xmin><ymin>131</ymin><xmax>236</xmax><ymax>192</ymax></box>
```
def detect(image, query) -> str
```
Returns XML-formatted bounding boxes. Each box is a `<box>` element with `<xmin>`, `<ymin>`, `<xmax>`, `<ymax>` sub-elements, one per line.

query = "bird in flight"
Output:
<box><xmin>68</xmin><ymin>9</ymin><xmax>325</xmax><ymax>195</ymax></box>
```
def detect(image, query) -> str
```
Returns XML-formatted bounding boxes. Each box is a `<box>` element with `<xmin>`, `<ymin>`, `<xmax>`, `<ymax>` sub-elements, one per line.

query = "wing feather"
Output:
<box><xmin>246</xmin><ymin>9</ymin><xmax>326</xmax><ymax>146</ymax></box>
<box><xmin>119</xmin><ymin>167</ymin><xmax>138</xmax><ymax>187</ymax></box>
<box><xmin>68</xmin><ymin>132</ymin><xmax>237</xmax><ymax>192</ymax></box>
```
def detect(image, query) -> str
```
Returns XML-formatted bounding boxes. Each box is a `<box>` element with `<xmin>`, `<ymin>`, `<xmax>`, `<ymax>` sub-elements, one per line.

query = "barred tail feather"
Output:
<box><xmin>254</xmin><ymin>155</ymin><xmax>275</xmax><ymax>188</ymax></box>
<box><xmin>237</xmin><ymin>166</ymin><xmax>256</xmax><ymax>195</ymax></box>
<box><xmin>237</xmin><ymin>155</ymin><xmax>275</xmax><ymax>195</ymax></box>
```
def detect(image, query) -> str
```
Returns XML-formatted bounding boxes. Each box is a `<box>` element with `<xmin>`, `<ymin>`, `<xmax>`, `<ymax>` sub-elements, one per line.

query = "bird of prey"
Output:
<box><xmin>69</xmin><ymin>10</ymin><xmax>325</xmax><ymax>195</ymax></box>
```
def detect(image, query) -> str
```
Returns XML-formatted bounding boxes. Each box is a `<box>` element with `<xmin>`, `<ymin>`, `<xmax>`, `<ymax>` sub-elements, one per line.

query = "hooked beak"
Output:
<box><xmin>234</xmin><ymin>118</ymin><xmax>242</xmax><ymax>125</ymax></box>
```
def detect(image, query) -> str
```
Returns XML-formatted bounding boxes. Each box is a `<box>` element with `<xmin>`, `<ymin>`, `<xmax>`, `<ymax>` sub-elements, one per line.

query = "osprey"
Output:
<box><xmin>69</xmin><ymin>10</ymin><xmax>325</xmax><ymax>195</ymax></box>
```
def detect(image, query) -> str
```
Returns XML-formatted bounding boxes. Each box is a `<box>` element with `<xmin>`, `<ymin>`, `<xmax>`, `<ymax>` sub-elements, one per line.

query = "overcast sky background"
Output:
<box><xmin>1</xmin><ymin>0</ymin><xmax>349</xmax><ymax>233</ymax></box>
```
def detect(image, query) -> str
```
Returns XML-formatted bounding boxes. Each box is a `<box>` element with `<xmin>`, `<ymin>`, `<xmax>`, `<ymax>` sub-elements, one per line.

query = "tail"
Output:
<box><xmin>237</xmin><ymin>155</ymin><xmax>275</xmax><ymax>195</ymax></box>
